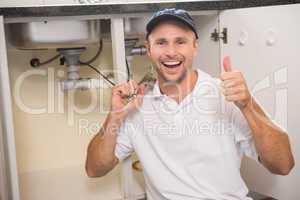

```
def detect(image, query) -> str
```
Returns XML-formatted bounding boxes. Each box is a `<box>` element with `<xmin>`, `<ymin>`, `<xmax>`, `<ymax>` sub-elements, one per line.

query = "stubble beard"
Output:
<box><xmin>156</xmin><ymin>65</ymin><xmax>188</xmax><ymax>85</ymax></box>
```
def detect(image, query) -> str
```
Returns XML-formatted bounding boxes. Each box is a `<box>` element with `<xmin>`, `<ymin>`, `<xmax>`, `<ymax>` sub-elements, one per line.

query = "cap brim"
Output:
<box><xmin>146</xmin><ymin>14</ymin><xmax>198</xmax><ymax>39</ymax></box>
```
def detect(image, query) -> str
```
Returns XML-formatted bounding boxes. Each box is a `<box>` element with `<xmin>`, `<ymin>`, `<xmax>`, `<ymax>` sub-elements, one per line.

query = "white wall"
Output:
<box><xmin>220</xmin><ymin>4</ymin><xmax>300</xmax><ymax>199</ymax></box>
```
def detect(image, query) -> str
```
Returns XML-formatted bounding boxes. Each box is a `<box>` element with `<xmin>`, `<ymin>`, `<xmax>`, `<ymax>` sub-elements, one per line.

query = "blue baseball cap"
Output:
<box><xmin>146</xmin><ymin>8</ymin><xmax>199</xmax><ymax>39</ymax></box>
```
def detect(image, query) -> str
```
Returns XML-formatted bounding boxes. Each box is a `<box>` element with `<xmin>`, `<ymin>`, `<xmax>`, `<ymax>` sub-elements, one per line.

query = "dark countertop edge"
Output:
<box><xmin>0</xmin><ymin>1</ymin><xmax>299</xmax><ymax>18</ymax></box>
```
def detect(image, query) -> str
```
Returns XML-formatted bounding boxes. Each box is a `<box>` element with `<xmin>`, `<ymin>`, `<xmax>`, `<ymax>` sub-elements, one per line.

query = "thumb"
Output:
<box><xmin>138</xmin><ymin>83</ymin><xmax>146</xmax><ymax>95</ymax></box>
<box><xmin>223</xmin><ymin>56</ymin><xmax>232</xmax><ymax>72</ymax></box>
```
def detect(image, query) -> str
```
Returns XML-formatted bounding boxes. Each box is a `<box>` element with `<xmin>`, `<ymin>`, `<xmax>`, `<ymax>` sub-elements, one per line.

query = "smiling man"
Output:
<box><xmin>85</xmin><ymin>8</ymin><xmax>294</xmax><ymax>200</ymax></box>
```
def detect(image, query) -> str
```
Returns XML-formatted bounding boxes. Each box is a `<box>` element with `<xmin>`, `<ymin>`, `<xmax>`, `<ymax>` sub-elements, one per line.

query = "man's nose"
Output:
<box><xmin>165</xmin><ymin>44</ymin><xmax>177</xmax><ymax>57</ymax></box>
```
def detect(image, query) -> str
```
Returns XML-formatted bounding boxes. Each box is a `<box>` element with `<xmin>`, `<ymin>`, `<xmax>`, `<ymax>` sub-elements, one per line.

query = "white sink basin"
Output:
<box><xmin>7</xmin><ymin>20</ymin><xmax>101</xmax><ymax>49</ymax></box>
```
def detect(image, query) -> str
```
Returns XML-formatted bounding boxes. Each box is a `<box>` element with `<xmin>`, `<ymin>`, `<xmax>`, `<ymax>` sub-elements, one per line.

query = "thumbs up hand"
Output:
<box><xmin>220</xmin><ymin>56</ymin><xmax>252</xmax><ymax>109</ymax></box>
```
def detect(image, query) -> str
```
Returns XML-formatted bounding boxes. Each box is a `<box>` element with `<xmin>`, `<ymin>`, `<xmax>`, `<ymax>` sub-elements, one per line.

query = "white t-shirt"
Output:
<box><xmin>115</xmin><ymin>69</ymin><xmax>259</xmax><ymax>200</ymax></box>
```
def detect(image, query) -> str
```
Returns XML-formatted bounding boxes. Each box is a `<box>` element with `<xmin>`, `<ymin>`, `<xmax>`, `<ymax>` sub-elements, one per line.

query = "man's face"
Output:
<box><xmin>146</xmin><ymin>21</ymin><xmax>198</xmax><ymax>83</ymax></box>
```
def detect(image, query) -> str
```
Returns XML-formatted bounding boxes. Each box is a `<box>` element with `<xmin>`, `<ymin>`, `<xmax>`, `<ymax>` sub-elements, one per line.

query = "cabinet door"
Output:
<box><xmin>0</xmin><ymin>113</ymin><xmax>8</xmax><ymax>200</ymax></box>
<box><xmin>0</xmin><ymin>0</ymin><xmax>44</xmax><ymax>7</ymax></box>
<box><xmin>193</xmin><ymin>14</ymin><xmax>221</xmax><ymax>77</ymax></box>
<box><xmin>219</xmin><ymin>4</ymin><xmax>300</xmax><ymax>199</ymax></box>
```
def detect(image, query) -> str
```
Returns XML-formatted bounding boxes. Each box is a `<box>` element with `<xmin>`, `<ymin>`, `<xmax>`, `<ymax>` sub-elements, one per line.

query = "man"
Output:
<box><xmin>85</xmin><ymin>8</ymin><xmax>294</xmax><ymax>200</ymax></box>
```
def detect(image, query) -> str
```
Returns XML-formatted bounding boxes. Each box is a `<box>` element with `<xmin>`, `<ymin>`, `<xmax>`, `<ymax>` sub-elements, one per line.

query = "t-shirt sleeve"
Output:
<box><xmin>114</xmin><ymin>120</ymin><xmax>134</xmax><ymax>161</ymax></box>
<box><xmin>231</xmin><ymin>104</ymin><xmax>259</xmax><ymax>162</ymax></box>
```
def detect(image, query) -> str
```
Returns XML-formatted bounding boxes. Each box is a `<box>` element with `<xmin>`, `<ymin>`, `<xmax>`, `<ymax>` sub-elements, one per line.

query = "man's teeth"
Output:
<box><xmin>164</xmin><ymin>61</ymin><xmax>180</xmax><ymax>65</ymax></box>
<box><xmin>162</xmin><ymin>61</ymin><xmax>182</xmax><ymax>67</ymax></box>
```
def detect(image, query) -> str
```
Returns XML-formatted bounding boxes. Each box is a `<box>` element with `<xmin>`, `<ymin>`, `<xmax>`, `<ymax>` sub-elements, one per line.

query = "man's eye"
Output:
<box><xmin>177</xmin><ymin>40</ymin><xmax>187</xmax><ymax>45</ymax></box>
<box><xmin>156</xmin><ymin>41</ymin><xmax>165</xmax><ymax>45</ymax></box>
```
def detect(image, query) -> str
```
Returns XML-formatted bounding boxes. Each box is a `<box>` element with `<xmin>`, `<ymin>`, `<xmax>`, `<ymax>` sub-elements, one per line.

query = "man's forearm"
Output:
<box><xmin>85</xmin><ymin>113</ymin><xmax>123</xmax><ymax>177</ymax></box>
<box><xmin>240</xmin><ymin>98</ymin><xmax>294</xmax><ymax>175</ymax></box>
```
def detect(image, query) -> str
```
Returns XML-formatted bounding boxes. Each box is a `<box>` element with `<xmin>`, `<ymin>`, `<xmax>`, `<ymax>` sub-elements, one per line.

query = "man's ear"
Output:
<box><xmin>144</xmin><ymin>40</ymin><xmax>151</xmax><ymax>57</ymax></box>
<box><xmin>193</xmin><ymin>39</ymin><xmax>199</xmax><ymax>57</ymax></box>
